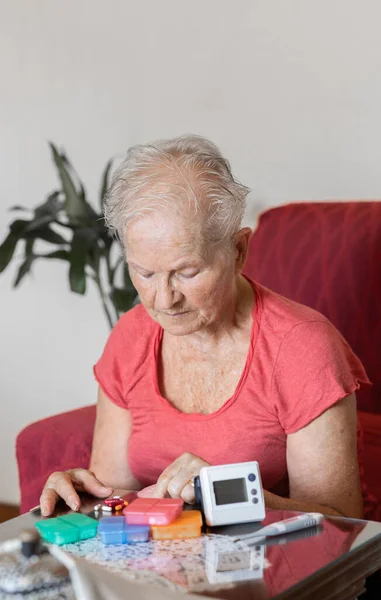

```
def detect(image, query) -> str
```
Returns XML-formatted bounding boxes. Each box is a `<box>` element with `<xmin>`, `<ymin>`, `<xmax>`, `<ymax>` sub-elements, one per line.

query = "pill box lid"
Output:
<box><xmin>35</xmin><ymin>517</ymin><xmax>62</xmax><ymax>531</ymax></box>
<box><xmin>126</xmin><ymin>524</ymin><xmax>150</xmax><ymax>533</ymax></box>
<box><xmin>98</xmin><ymin>517</ymin><xmax>126</xmax><ymax>532</ymax></box>
<box><xmin>59</xmin><ymin>513</ymin><xmax>98</xmax><ymax>528</ymax></box>
<box><xmin>36</xmin><ymin>518</ymin><xmax>76</xmax><ymax>533</ymax></box>
<box><xmin>176</xmin><ymin>510</ymin><xmax>203</xmax><ymax>525</ymax></box>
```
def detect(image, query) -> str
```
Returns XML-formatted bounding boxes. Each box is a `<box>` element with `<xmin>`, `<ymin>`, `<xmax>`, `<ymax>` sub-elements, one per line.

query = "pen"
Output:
<box><xmin>234</xmin><ymin>512</ymin><xmax>324</xmax><ymax>544</ymax></box>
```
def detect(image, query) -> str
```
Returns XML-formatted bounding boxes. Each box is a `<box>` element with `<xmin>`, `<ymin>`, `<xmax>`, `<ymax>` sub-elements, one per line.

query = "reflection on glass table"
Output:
<box><xmin>204</xmin><ymin>537</ymin><xmax>265</xmax><ymax>584</ymax></box>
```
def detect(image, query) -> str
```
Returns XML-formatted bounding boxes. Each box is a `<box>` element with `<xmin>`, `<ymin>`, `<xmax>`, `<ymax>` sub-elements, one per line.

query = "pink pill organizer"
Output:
<box><xmin>123</xmin><ymin>498</ymin><xmax>183</xmax><ymax>525</ymax></box>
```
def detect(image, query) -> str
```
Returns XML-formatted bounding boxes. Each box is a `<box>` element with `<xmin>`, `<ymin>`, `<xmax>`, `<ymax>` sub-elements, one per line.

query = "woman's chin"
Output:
<box><xmin>153</xmin><ymin>311</ymin><xmax>202</xmax><ymax>335</ymax></box>
<box><xmin>164</xmin><ymin>323</ymin><xmax>199</xmax><ymax>336</ymax></box>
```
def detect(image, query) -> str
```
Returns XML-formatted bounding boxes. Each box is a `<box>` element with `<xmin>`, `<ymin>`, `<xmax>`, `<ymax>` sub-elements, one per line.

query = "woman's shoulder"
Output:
<box><xmin>253</xmin><ymin>281</ymin><xmax>330</xmax><ymax>335</ymax></box>
<box><xmin>94</xmin><ymin>304</ymin><xmax>159</xmax><ymax>405</ymax></box>
<box><xmin>104</xmin><ymin>304</ymin><xmax>160</xmax><ymax>355</ymax></box>
<box><xmin>251</xmin><ymin>283</ymin><xmax>370</xmax><ymax>434</ymax></box>
<box><xmin>116</xmin><ymin>303</ymin><xmax>158</xmax><ymax>335</ymax></box>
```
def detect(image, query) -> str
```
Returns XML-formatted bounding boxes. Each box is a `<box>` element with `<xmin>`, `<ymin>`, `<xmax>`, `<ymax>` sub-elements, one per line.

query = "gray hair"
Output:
<box><xmin>104</xmin><ymin>134</ymin><xmax>250</xmax><ymax>244</ymax></box>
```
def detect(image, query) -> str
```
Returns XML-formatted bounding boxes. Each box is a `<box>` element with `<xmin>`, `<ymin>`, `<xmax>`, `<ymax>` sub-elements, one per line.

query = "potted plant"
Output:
<box><xmin>0</xmin><ymin>144</ymin><xmax>137</xmax><ymax>328</ymax></box>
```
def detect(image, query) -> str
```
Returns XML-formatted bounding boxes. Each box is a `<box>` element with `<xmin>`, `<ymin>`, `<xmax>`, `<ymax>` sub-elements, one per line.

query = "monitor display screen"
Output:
<box><xmin>213</xmin><ymin>478</ymin><xmax>248</xmax><ymax>505</ymax></box>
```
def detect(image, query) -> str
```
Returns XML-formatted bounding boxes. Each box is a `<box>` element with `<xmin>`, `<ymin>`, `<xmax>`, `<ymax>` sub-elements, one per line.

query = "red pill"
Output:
<box><xmin>104</xmin><ymin>496</ymin><xmax>123</xmax><ymax>508</ymax></box>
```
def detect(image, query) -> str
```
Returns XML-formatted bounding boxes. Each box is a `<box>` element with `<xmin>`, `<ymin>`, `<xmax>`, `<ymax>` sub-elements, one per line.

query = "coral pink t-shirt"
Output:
<box><xmin>94</xmin><ymin>280</ymin><xmax>370</xmax><ymax>499</ymax></box>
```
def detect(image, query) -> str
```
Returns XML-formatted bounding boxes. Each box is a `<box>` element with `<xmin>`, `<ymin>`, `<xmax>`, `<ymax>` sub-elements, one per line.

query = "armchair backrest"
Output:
<box><xmin>244</xmin><ymin>202</ymin><xmax>381</xmax><ymax>414</ymax></box>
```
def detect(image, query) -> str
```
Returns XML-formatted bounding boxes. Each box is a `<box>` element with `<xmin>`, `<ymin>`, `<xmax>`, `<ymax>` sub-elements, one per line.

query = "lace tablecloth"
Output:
<box><xmin>0</xmin><ymin>533</ymin><xmax>267</xmax><ymax>599</ymax></box>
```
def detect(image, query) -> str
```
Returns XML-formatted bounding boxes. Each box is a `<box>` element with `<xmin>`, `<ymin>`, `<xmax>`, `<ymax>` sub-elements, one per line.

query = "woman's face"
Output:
<box><xmin>124</xmin><ymin>212</ymin><xmax>240</xmax><ymax>336</ymax></box>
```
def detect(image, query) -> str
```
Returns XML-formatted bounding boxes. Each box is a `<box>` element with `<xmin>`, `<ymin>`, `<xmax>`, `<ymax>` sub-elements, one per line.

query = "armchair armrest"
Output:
<box><xmin>358</xmin><ymin>410</ymin><xmax>381</xmax><ymax>517</ymax></box>
<box><xmin>16</xmin><ymin>405</ymin><xmax>96</xmax><ymax>513</ymax></box>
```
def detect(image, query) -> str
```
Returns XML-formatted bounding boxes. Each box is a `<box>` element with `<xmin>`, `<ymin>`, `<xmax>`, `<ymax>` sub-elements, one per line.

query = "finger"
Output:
<box><xmin>181</xmin><ymin>483</ymin><xmax>195</xmax><ymax>505</ymax></box>
<box><xmin>154</xmin><ymin>471</ymin><xmax>172</xmax><ymax>498</ymax></box>
<box><xmin>68</xmin><ymin>469</ymin><xmax>113</xmax><ymax>498</ymax></box>
<box><xmin>167</xmin><ymin>471</ymin><xmax>194</xmax><ymax>499</ymax></box>
<box><xmin>49</xmin><ymin>472</ymin><xmax>82</xmax><ymax>512</ymax></box>
<box><xmin>154</xmin><ymin>462</ymin><xmax>182</xmax><ymax>498</ymax></box>
<box><xmin>40</xmin><ymin>472</ymin><xmax>80</xmax><ymax>516</ymax></box>
<box><xmin>40</xmin><ymin>487</ymin><xmax>60</xmax><ymax>517</ymax></box>
<box><xmin>137</xmin><ymin>485</ymin><xmax>157</xmax><ymax>498</ymax></box>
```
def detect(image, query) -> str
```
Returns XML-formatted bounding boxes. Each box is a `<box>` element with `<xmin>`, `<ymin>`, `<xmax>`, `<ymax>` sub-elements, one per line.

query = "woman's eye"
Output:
<box><xmin>140</xmin><ymin>272</ymin><xmax>153</xmax><ymax>279</ymax></box>
<box><xmin>178</xmin><ymin>271</ymin><xmax>199</xmax><ymax>279</ymax></box>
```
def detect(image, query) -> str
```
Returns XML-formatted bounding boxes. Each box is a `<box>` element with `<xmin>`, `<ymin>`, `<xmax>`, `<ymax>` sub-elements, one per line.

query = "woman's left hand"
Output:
<box><xmin>152</xmin><ymin>452</ymin><xmax>210</xmax><ymax>504</ymax></box>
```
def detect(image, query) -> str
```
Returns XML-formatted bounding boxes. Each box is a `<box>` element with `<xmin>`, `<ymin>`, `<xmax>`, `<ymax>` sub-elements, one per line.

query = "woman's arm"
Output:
<box><xmin>265</xmin><ymin>393</ymin><xmax>363</xmax><ymax>518</ymax></box>
<box><xmin>89</xmin><ymin>386</ymin><xmax>142</xmax><ymax>490</ymax></box>
<box><xmin>40</xmin><ymin>386</ymin><xmax>141</xmax><ymax>515</ymax></box>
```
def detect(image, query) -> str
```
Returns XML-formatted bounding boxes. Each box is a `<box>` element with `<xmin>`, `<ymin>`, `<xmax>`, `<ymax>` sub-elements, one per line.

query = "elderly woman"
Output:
<box><xmin>41</xmin><ymin>135</ymin><xmax>369</xmax><ymax>519</ymax></box>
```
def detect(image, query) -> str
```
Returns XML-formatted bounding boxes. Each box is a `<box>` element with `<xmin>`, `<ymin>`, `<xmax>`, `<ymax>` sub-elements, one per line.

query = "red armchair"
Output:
<box><xmin>16</xmin><ymin>201</ymin><xmax>381</xmax><ymax>516</ymax></box>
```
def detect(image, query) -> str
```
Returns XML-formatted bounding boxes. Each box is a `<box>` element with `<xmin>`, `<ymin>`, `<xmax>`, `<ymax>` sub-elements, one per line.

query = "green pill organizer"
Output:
<box><xmin>35</xmin><ymin>513</ymin><xmax>98</xmax><ymax>545</ymax></box>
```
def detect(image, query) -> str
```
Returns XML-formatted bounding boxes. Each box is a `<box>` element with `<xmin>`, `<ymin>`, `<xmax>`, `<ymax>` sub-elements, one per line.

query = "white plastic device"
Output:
<box><xmin>198</xmin><ymin>461</ymin><xmax>265</xmax><ymax>527</ymax></box>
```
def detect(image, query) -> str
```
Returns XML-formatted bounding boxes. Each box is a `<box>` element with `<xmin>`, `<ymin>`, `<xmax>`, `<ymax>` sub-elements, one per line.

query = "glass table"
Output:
<box><xmin>1</xmin><ymin>494</ymin><xmax>380</xmax><ymax>600</ymax></box>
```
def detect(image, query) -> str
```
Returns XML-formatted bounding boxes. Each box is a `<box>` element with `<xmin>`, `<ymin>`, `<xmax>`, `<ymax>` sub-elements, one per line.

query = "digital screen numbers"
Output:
<box><xmin>213</xmin><ymin>478</ymin><xmax>248</xmax><ymax>505</ymax></box>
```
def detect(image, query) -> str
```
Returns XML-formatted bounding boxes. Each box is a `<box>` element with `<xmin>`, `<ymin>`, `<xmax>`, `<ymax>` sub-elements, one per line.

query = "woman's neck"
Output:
<box><xmin>168</xmin><ymin>275</ymin><xmax>255</xmax><ymax>354</ymax></box>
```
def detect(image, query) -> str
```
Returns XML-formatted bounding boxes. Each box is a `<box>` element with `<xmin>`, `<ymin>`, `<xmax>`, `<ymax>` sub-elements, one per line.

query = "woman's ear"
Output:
<box><xmin>234</xmin><ymin>227</ymin><xmax>252</xmax><ymax>272</ymax></box>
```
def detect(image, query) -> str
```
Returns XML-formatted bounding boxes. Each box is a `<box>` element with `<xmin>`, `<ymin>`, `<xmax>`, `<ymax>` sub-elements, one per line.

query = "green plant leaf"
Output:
<box><xmin>13</xmin><ymin>255</ymin><xmax>34</xmax><ymax>287</ymax></box>
<box><xmin>24</xmin><ymin>214</ymin><xmax>56</xmax><ymax>232</ymax></box>
<box><xmin>25</xmin><ymin>238</ymin><xmax>34</xmax><ymax>258</ymax></box>
<box><xmin>61</xmin><ymin>154</ymin><xmax>96</xmax><ymax>218</ymax></box>
<box><xmin>9</xmin><ymin>205</ymin><xmax>30</xmax><ymax>212</ymax></box>
<box><xmin>50</xmin><ymin>143</ymin><xmax>88</xmax><ymax>220</ymax></box>
<box><xmin>38</xmin><ymin>249</ymin><xmax>70</xmax><ymax>260</ymax></box>
<box><xmin>12</xmin><ymin>239</ymin><xmax>35</xmax><ymax>286</ymax></box>
<box><xmin>34</xmin><ymin>226</ymin><xmax>68</xmax><ymax>245</ymax></box>
<box><xmin>35</xmin><ymin>191</ymin><xmax>61</xmax><ymax>214</ymax></box>
<box><xmin>100</xmin><ymin>159</ymin><xmax>113</xmax><ymax>210</ymax></box>
<box><xmin>34</xmin><ymin>191</ymin><xmax>62</xmax><ymax>219</ymax></box>
<box><xmin>8</xmin><ymin>217</ymin><xmax>68</xmax><ymax>245</ymax></box>
<box><xmin>9</xmin><ymin>219</ymin><xmax>30</xmax><ymax>235</ymax></box>
<box><xmin>99</xmin><ymin>224</ymin><xmax>113</xmax><ymax>249</ymax></box>
<box><xmin>0</xmin><ymin>233</ymin><xmax>18</xmax><ymax>273</ymax></box>
<box><xmin>87</xmin><ymin>244</ymin><xmax>101</xmax><ymax>274</ymax></box>
<box><xmin>110</xmin><ymin>286</ymin><xmax>137</xmax><ymax>313</ymax></box>
<box><xmin>80</xmin><ymin>183</ymin><xmax>100</xmax><ymax>223</ymax></box>
<box><xmin>79</xmin><ymin>183</ymin><xmax>86</xmax><ymax>203</ymax></box>
<box><xmin>86</xmin><ymin>202</ymin><xmax>101</xmax><ymax>224</ymax></box>
<box><xmin>69</xmin><ymin>228</ymin><xmax>97</xmax><ymax>294</ymax></box>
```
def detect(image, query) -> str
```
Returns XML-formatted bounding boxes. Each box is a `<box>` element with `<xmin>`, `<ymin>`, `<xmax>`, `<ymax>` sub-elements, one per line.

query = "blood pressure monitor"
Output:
<box><xmin>194</xmin><ymin>461</ymin><xmax>265</xmax><ymax>527</ymax></box>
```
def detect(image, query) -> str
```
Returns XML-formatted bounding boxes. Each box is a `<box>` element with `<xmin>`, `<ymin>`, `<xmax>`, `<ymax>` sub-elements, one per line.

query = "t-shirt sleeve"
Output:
<box><xmin>93</xmin><ymin>317</ymin><xmax>128</xmax><ymax>409</ymax></box>
<box><xmin>271</xmin><ymin>320</ymin><xmax>371</xmax><ymax>434</ymax></box>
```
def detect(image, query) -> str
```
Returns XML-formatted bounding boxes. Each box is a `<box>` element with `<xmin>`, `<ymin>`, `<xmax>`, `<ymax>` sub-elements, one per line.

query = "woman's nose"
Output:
<box><xmin>154</xmin><ymin>277</ymin><xmax>182</xmax><ymax>310</ymax></box>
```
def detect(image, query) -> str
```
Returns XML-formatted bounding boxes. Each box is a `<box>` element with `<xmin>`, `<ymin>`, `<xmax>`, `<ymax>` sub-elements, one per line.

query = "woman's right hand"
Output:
<box><xmin>40</xmin><ymin>468</ymin><xmax>114</xmax><ymax>517</ymax></box>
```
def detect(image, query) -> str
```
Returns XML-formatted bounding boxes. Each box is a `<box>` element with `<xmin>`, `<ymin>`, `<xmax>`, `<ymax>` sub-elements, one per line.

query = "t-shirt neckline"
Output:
<box><xmin>151</xmin><ymin>278</ymin><xmax>262</xmax><ymax>421</ymax></box>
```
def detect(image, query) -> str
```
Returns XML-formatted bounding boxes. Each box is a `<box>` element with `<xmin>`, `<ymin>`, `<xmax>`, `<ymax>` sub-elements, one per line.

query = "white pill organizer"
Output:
<box><xmin>196</xmin><ymin>461</ymin><xmax>265</xmax><ymax>526</ymax></box>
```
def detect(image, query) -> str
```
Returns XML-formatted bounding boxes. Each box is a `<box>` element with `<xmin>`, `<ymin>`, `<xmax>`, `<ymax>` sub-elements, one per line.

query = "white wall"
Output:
<box><xmin>1</xmin><ymin>0</ymin><xmax>381</xmax><ymax>504</ymax></box>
